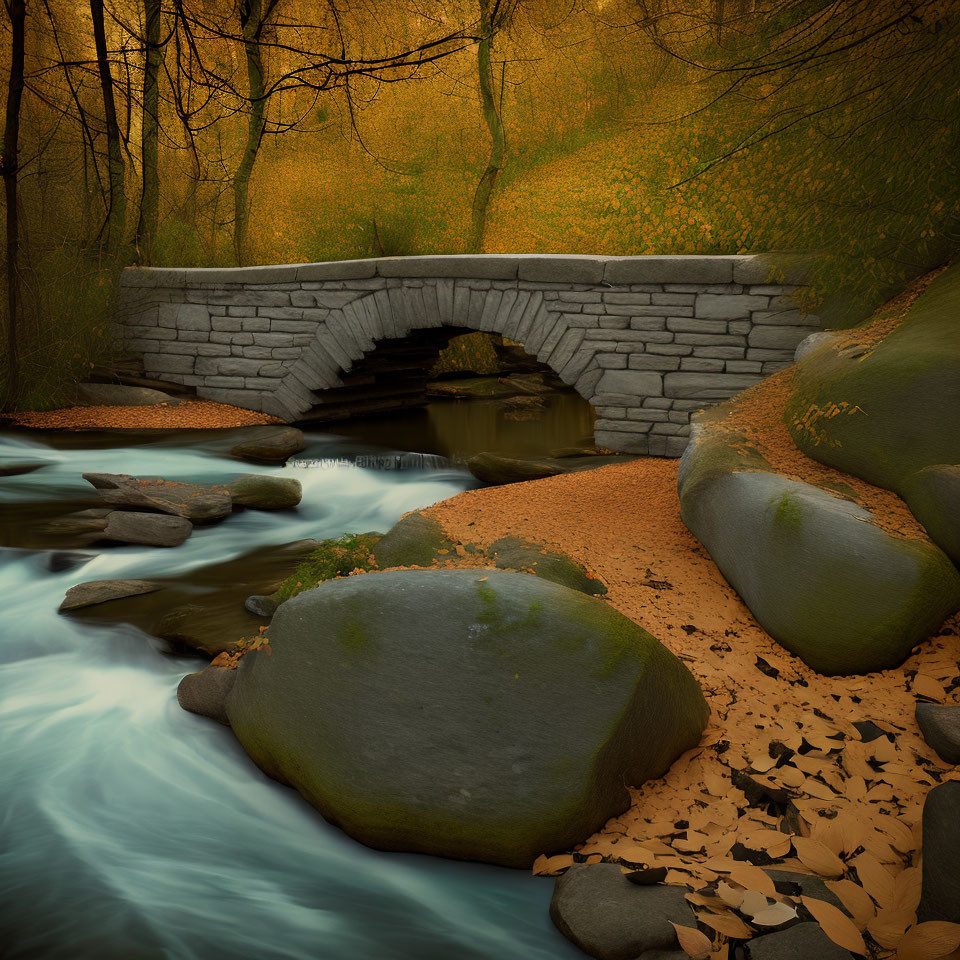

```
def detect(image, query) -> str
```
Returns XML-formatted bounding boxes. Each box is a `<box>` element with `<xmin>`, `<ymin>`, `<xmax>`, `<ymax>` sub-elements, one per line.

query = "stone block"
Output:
<box><xmin>749</xmin><ymin>325</ymin><xmax>816</xmax><ymax>350</ymax></box>
<box><xmin>629</xmin><ymin>355</ymin><xmax>681</xmax><ymax>372</ymax></box>
<box><xmin>675</xmin><ymin>333</ymin><xmax>746</xmax><ymax>347</ymax></box>
<box><xmin>603</xmin><ymin>292</ymin><xmax>651</xmax><ymax>306</ymax></box>
<box><xmin>195</xmin><ymin>357</ymin><xmax>264</xmax><ymax>377</ymax></box>
<box><xmin>664</xmin><ymin>372</ymin><xmax>761</xmax><ymax>400</ymax></box>
<box><xmin>667</xmin><ymin>317</ymin><xmax>727</xmax><ymax>334</ymax></box>
<box><xmin>681</xmin><ymin>357</ymin><xmax>725</xmax><ymax>372</ymax></box>
<box><xmin>597</xmin><ymin>354</ymin><xmax>627</xmax><ymax>369</ymax></box>
<box><xmin>596</xmin><ymin>370</ymin><xmax>664</xmax><ymax>399</ymax></box>
<box><xmin>252</xmin><ymin>332</ymin><xmax>297</xmax><ymax>348</ymax></box>
<box><xmin>594</xmin><ymin>430</ymin><xmax>649</xmax><ymax>455</ymax></box>
<box><xmin>517</xmin><ymin>255</ymin><xmax>606</xmax><ymax>284</ymax></box>
<box><xmin>692</xmin><ymin>345</ymin><xmax>745</xmax><ymax>359</ymax></box>
<box><xmin>646</xmin><ymin>343</ymin><xmax>693</xmax><ymax>356</ymax></box>
<box><xmin>603</xmin><ymin>255</ymin><xmax>740</xmax><ymax>285</ymax></box>
<box><xmin>695</xmin><ymin>293</ymin><xmax>769</xmax><ymax>320</ymax></box>
<box><xmin>377</xmin><ymin>255</ymin><xmax>520</xmax><ymax>280</ymax></box>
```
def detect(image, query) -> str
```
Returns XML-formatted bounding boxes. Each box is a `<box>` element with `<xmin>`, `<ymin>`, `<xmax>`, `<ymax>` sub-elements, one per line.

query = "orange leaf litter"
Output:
<box><xmin>2</xmin><ymin>401</ymin><xmax>282</xmax><ymax>430</ymax></box>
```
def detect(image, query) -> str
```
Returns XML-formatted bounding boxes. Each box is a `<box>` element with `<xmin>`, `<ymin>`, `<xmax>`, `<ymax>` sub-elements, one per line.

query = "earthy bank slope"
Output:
<box><xmin>423</xmin><ymin>335</ymin><xmax>959</xmax><ymax>952</ymax></box>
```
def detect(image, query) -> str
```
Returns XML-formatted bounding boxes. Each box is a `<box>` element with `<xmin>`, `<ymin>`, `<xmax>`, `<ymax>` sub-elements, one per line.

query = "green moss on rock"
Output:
<box><xmin>275</xmin><ymin>533</ymin><xmax>380</xmax><ymax>603</ymax></box>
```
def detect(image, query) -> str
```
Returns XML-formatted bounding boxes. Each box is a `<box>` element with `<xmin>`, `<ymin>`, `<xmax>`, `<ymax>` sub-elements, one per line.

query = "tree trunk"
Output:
<box><xmin>232</xmin><ymin>0</ymin><xmax>267</xmax><ymax>266</ymax></box>
<box><xmin>1</xmin><ymin>0</ymin><xmax>25</xmax><ymax>408</ymax></box>
<box><xmin>135</xmin><ymin>0</ymin><xmax>163</xmax><ymax>263</ymax></box>
<box><xmin>468</xmin><ymin>0</ymin><xmax>506</xmax><ymax>254</ymax></box>
<box><xmin>91</xmin><ymin>0</ymin><xmax>127</xmax><ymax>250</ymax></box>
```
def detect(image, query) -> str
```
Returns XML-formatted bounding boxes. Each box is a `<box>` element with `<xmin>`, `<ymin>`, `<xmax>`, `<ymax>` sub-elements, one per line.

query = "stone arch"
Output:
<box><xmin>265</xmin><ymin>281</ymin><xmax>603</xmax><ymax>424</ymax></box>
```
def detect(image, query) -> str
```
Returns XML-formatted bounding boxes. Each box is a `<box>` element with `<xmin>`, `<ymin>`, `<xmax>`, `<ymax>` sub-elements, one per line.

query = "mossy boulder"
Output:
<box><xmin>488</xmin><ymin>537</ymin><xmax>607</xmax><ymax>596</ymax></box>
<box><xmin>786</xmin><ymin>263</ymin><xmax>960</xmax><ymax>491</ymax></box>
<box><xmin>224</xmin><ymin>569</ymin><xmax>708</xmax><ymax>867</ymax></box>
<box><xmin>679</xmin><ymin>421</ymin><xmax>960</xmax><ymax>674</ymax></box>
<box><xmin>900</xmin><ymin>464</ymin><xmax>960</xmax><ymax>567</ymax></box>
<box><xmin>370</xmin><ymin>512</ymin><xmax>456</xmax><ymax>568</ymax></box>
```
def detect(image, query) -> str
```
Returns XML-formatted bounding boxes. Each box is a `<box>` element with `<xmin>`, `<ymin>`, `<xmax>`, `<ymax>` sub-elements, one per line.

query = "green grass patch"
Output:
<box><xmin>275</xmin><ymin>533</ymin><xmax>381</xmax><ymax>603</ymax></box>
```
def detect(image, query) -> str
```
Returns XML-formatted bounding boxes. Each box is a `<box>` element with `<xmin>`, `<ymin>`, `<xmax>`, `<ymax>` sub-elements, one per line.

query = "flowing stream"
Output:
<box><xmin>0</xmin><ymin>427</ymin><xmax>583</xmax><ymax>960</ymax></box>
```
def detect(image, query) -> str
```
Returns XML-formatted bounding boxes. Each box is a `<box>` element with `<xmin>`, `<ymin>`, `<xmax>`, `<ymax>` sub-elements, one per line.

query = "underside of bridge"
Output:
<box><xmin>297</xmin><ymin>327</ymin><xmax>571</xmax><ymax>424</ymax></box>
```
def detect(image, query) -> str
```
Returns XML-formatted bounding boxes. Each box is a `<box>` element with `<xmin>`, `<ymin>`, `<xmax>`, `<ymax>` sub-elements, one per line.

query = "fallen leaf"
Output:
<box><xmin>825</xmin><ymin>878</ymin><xmax>877</xmax><ymax>931</ymax></box>
<box><xmin>897</xmin><ymin>922</ymin><xmax>960</xmax><ymax>960</ymax></box>
<box><xmin>671</xmin><ymin>922</ymin><xmax>713</xmax><ymax>960</ymax></box>
<box><xmin>697</xmin><ymin>910</ymin><xmax>754</xmax><ymax>939</ymax></box>
<box><xmin>802</xmin><ymin>896</ymin><xmax>868</xmax><ymax>955</ymax></box>
<box><xmin>751</xmin><ymin>901</ymin><xmax>799</xmax><ymax>928</ymax></box>
<box><xmin>794</xmin><ymin>837</ymin><xmax>846</xmax><ymax>878</ymax></box>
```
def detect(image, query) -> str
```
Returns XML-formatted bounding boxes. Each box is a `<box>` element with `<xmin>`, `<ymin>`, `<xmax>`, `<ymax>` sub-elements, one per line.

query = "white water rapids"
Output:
<box><xmin>0</xmin><ymin>429</ymin><xmax>581</xmax><ymax>960</ymax></box>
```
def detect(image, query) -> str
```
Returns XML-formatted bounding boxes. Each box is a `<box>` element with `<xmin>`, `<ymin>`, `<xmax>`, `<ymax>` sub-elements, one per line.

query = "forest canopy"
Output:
<box><xmin>1</xmin><ymin>0</ymin><xmax>958</xmax><ymax>408</ymax></box>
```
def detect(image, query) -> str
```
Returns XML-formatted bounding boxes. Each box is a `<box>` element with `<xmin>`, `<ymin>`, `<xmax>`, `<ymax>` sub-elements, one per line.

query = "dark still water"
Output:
<box><xmin>0</xmin><ymin>426</ymin><xmax>584</xmax><ymax>960</ymax></box>
<box><xmin>323</xmin><ymin>392</ymin><xmax>597</xmax><ymax>462</ymax></box>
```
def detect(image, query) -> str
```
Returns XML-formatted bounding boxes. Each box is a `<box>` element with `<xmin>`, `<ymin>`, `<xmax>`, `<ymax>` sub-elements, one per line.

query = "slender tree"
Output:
<box><xmin>2</xmin><ymin>0</ymin><xmax>26</xmax><ymax>406</ymax></box>
<box><xmin>135</xmin><ymin>0</ymin><xmax>164</xmax><ymax>262</ymax></box>
<box><xmin>90</xmin><ymin>0</ymin><xmax>127</xmax><ymax>249</ymax></box>
<box><xmin>468</xmin><ymin>0</ymin><xmax>511</xmax><ymax>253</ymax></box>
<box><xmin>232</xmin><ymin>0</ymin><xmax>274</xmax><ymax>265</ymax></box>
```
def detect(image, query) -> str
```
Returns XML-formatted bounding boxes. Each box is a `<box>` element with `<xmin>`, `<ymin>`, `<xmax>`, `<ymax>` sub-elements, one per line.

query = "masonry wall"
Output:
<box><xmin>117</xmin><ymin>254</ymin><xmax>819</xmax><ymax>457</ymax></box>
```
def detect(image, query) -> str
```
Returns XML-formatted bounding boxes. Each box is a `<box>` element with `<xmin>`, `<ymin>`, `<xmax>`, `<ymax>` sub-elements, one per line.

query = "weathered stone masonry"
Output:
<box><xmin>117</xmin><ymin>254</ymin><xmax>819</xmax><ymax>457</ymax></box>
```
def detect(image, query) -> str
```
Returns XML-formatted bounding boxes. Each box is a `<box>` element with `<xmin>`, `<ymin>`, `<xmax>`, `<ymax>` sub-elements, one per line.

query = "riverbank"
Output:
<box><xmin>1</xmin><ymin>400</ymin><xmax>282</xmax><ymax>430</ymax></box>
<box><xmin>424</xmin><ymin>452</ymin><xmax>959</xmax><ymax>917</ymax></box>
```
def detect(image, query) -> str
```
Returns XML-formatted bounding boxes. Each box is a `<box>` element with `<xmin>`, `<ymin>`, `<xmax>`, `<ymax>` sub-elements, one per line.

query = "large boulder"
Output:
<box><xmin>785</xmin><ymin>263</ymin><xmax>960</xmax><ymax>491</ymax></box>
<box><xmin>488</xmin><ymin>537</ymin><xmax>607</xmax><ymax>596</ymax></box>
<box><xmin>59</xmin><ymin>578</ymin><xmax>161</xmax><ymax>612</ymax></box>
<box><xmin>229</xmin><ymin>427</ymin><xmax>305</xmax><ymax>464</ymax></box>
<box><xmin>224</xmin><ymin>569</ymin><xmax>708</xmax><ymax>867</ymax></box>
<box><xmin>370</xmin><ymin>512</ymin><xmax>456</xmax><ymax>569</ymax></box>
<box><xmin>83</xmin><ymin>473</ymin><xmax>233</xmax><ymax>522</ymax></box>
<box><xmin>226</xmin><ymin>475</ymin><xmax>302</xmax><ymax>510</ymax></box>
<box><xmin>549</xmin><ymin>863</ymin><xmax>696</xmax><ymax>959</ymax></box>
<box><xmin>678</xmin><ymin>422</ymin><xmax>960</xmax><ymax>674</ymax></box>
<box><xmin>900</xmin><ymin>464</ymin><xmax>960</xmax><ymax>566</ymax></box>
<box><xmin>102</xmin><ymin>511</ymin><xmax>192</xmax><ymax>547</ymax></box>
<box><xmin>918</xmin><ymin>781</ymin><xmax>960</xmax><ymax>924</ymax></box>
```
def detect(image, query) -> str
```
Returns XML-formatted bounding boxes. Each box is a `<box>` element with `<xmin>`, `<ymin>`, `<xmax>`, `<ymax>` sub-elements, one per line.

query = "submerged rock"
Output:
<box><xmin>224</xmin><ymin>569</ymin><xmax>708</xmax><ymax>867</ymax></box>
<box><xmin>549</xmin><ymin>863</ymin><xmax>696</xmax><ymax>959</ymax></box>
<box><xmin>916</xmin><ymin>702</ymin><xmax>960</xmax><ymax>765</ymax></box>
<box><xmin>245</xmin><ymin>594</ymin><xmax>278</xmax><ymax>618</ymax></box>
<box><xmin>77</xmin><ymin>382</ymin><xmax>177</xmax><ymax>407</ymax></box>
<box><xmin>468</xmin><ymin>452</ymin><xmax>562</xmax><ymax>485</ymax></box>
<box><xmin>59</xmin><ymin>579</ymin><xmax>161</xmax><ymax>612</ymax></box>
<box><xmin>229</xmin><ymin>427</ymin><xmax>305</xmax><ymax>464</ymax></box>
<box><xmin>488</xmin><ymin>537</ymin><xmax>606</xmax><ymax>596</ymax></box>
<box><xmin>919</xmin><ymin>781</ymin><xmax>960</xmax><ymax>924</ymax></box>
<box><xmin>226</xmin><ymin>475</ymin><xmax>302</xmax><ymax>510</ymax></box>
<box><xmin>0</xmin><ymin>461</ymin><xmax>49</xmax><ymax>478</ymax></box>
<box><xmin>177</xmin><ymin>666</ymin><xmax>237</xmax><ymax>725</ymax></box>
<box><xmin>371</xmin><ymin>512</ymin><xmax>456</xmax><ymax>569</ymax></box>
<box><xmin>84</xmin><ymin>472</ymin><xmax>233</xmax><ymax>522</ymax></box>
<box><xmin>102</xmin><ymin>511</ymin><xmax>193</xmax><ymax>548</ymax></box>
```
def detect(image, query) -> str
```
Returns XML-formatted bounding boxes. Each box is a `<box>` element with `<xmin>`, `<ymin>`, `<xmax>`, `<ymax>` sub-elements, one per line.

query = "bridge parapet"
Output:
<box><xmin>117</xmin><ymin>254</ymin><xmax>819</xmax><ymax>457</ymax></box>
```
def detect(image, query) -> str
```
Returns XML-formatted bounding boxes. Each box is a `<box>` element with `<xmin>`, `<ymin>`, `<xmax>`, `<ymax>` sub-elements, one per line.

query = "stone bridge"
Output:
<box><xmin>117</xmin><ymin>254</ymin><xmax>819</xmax><ymax>457</ymax></box>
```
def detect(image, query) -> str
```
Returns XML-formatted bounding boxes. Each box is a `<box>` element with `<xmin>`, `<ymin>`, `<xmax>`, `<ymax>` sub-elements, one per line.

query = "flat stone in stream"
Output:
<box><xmin>0</xmin><ymin>461</ymin><xmax>49</xmax><ymax>478</ymax></box>
<box><xmin>102</xmin><ymin>511</ymin><xmax>193</xmax><ymax>547</ymax></box>
<box><xmin>229</xmin><ymin>427</ymin><xmax>305</xmax><ymax>464</ymax></box>
<box><xmin>59</xmin><ymin>579</ymin><xmax>162</xmax><ymax>612</ymax></box>
<box><xmin>226</xmin><ymin>475</ymin><xmax>302</xmax><ymax>510</ymax></box>
<box><xmin>84</xmin><ymin>473</ymin><xmax>233</xmax><ymax>522</ymax></box>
